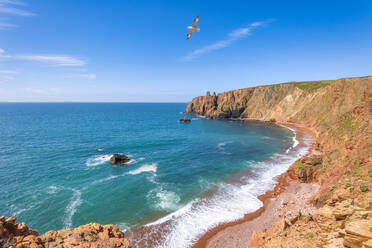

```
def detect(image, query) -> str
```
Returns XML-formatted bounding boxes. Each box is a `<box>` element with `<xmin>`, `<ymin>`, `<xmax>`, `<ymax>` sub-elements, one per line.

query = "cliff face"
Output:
<box><xmin>187</xmin><ymin>76</ymin><xmax>372</xmax><ymax>248</ymax></box>
<box><xmin>186</xmin><ymin>77</ymin><xmax>371</xmax><ymax>129</ymax></box>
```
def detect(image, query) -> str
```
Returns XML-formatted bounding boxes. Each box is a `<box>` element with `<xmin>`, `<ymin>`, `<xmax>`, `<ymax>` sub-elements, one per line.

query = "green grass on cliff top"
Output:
<box><xmin>289</xmin><ymin>80</ymin><xmax>336</xmax><ymax>91</ymax></box>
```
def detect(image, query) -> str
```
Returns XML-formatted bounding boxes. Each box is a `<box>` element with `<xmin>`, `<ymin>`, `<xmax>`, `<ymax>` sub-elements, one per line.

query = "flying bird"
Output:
<box><xmin>187</xmin><ymin>16</ymin><xmax>200</xmax><ymax>40</ymax></box>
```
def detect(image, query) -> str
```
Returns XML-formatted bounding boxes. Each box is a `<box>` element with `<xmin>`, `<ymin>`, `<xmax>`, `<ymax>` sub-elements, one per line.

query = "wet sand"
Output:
<box><xmin>192</xmin><ymin>122</ymin><xmax>319</xmax><ymax>248</ymax></box>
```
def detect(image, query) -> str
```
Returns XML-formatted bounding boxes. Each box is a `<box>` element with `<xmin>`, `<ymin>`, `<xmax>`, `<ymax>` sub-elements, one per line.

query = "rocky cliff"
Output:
<box><xmin>187</xmin><ymin>76</ymin><xmax>372</xmax><ymax>248</ymax></box>
<box><xmin>0</xmin><ymin>216</ymin><xmax>133</xmax><ymax>248</ymax></box>
<box><xmin>186</xmin><ymin>77</ymin><xmax>370</xmax><ymax>127</ymax></box>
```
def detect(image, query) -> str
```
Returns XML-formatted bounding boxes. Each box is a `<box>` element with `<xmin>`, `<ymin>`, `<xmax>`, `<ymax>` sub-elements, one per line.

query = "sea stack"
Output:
<box><xmin>110</xmin><ymin>154</ymin><xmax>130</xmax><ymax>165</ymax></box>
<box><xmin>179</xmin><ymin>116</ymin><xmax>191</xmax><ymax>123</ymax></box>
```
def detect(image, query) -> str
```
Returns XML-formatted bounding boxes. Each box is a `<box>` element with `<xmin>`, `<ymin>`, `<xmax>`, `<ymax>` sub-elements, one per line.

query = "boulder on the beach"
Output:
<box><xmin>110</xmin><ymin>154</ymin><xmax>130</xmax><ymax>165</ymax></box>
<box><xmin>179</xmin><ymin>116</ymin><xmax>191</xmax><ymax>123</ymax></box>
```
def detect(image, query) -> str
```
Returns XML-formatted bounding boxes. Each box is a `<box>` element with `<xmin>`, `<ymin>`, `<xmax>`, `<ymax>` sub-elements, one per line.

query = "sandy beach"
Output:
<box><xmin>192</xmin><ymin>122</ymin><xmax>319</xmax><ymax>248</ymax></box>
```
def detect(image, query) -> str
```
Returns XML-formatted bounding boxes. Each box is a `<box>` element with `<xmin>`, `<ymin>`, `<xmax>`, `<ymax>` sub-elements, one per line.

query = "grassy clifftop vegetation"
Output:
<box><xmin>289</xmin><ymin>80</ymin><xmax>336</xmax><ymax>91</ymax></box>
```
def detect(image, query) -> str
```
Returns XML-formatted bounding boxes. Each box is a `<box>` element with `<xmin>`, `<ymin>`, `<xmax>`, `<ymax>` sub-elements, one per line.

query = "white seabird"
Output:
<box><xmin>187</xmin><ymin>16</ymin><xmax>200</xmax><ymax>40</ymax></box>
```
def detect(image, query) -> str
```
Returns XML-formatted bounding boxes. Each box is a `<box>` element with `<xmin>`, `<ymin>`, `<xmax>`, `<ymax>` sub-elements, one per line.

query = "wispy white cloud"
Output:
<box><xmin>18</xmin><ymin>55</ymin><xmax>86</xmax><ymax>66</ymax></box>
<box><xmin>183</xmin><ymin>20</ymin><xmax>272</xmax><ymax>61</ymax></box>
<box><xmin>23</xmin><ymin>87</ymin><xmax>61</xmax><ymax>96</ymax></box>
<box><xmin>65</xmin><ymin>73</ymin><xmax>96</xmax><ymax>79</ymax></box>
<box><xmin>0</xmin><ymin>20</ymin><xmax>17</xmax><ymax>30</ymax></box>
<box><xmin>0</xmin><ymin>49</ymin><xmax>95</xmax><ymax>81</ymax></box>
<box><xmin>0</xmin><ymin>49</ymin><xmax>86</xmax><ymax>66</ymax></box>
<box><xmin>0</xmin><ymin>69</ymin><xmax>17</xmax><ymax>74</ymax></box>
<box><xmin>0</xmin><ymin>69</ymin><xmax>17</xmax><ymax>81</ymax></box>
<box><xmin>0</xmin><ymin>0</ymin><xmax>35</xmax><ymax>16</ymax></box>
<box><xmin>0</xmin><ymin>74</ymin><xmax>15</xmax><ymax>80</ymax></box>
<box><xmin>0</xmin><ymin>0</ymin><xmax>26</xmax><ymax>5</ymax></box>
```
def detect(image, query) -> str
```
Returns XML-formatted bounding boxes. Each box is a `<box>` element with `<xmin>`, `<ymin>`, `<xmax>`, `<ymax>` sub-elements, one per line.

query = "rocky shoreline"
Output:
<box><xmin>0</xmin><ymin>216</ymin><xmax>133</xmax><ymax>248</ymax></box>
<box><xmin>186</xmin><ymin>76</ymin><xmax>372</xmax><ymax>247</ymax></box>
<box><xmin>2</xmin><ymin>76</ymin><xmax>371</xmax><ymax>248</ymax></box>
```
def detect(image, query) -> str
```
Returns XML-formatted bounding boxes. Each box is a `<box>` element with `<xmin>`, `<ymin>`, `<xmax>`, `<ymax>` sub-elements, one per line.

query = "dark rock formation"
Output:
<box><xmin>110</xmin><ymin>154</ymin><xmax>130</xmax><ymax>165</ymax></box>
<box><xmin>179</xmin><ymin>116</ymin><xmax>191</xmax><ymax>123</ymax></box>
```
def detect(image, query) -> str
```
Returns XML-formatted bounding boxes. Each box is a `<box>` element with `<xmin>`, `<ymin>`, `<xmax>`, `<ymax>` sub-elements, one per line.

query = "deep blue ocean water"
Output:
<box><xmin>0</xmin><ymin>103</ymin><xmax>309</xmax><ymax>247</ymax></box>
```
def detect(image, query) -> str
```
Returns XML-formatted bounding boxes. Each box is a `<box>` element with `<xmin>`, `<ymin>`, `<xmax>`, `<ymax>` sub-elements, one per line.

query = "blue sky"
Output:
<box><xmin>0</xmin><ymin>0</ymin><xmax>371</xmax><ymax>102</ymax></box>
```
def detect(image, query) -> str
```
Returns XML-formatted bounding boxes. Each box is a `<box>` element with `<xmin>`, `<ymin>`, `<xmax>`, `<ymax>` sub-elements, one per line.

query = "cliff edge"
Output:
<box><xmin>187</xmin><ymin>76</ymin><xmax>372</xmax><ymax>248</ymax></box>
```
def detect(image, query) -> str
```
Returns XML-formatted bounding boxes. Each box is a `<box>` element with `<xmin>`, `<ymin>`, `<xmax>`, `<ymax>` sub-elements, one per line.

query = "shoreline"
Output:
<box><xmin>192</xmin><ymin>121</ymin><xmax>318</xmax><ymax>248</ymax></box>
<box><xmin>125</xmin><ymin>120</ymin><xmax>315</xmax><ymax>248</ymax></box>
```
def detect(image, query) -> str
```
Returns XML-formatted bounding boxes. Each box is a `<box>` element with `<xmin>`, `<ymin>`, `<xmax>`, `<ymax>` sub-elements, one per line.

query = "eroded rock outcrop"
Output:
<box><xmin>248</xmin><ymin>192</ymin><xmax>372</xmax><ymax>248</ymax></box>
<box><xmin>0</xmin><ymin>217</ymin><xmax>133</xmax><ymax>248</ymax></box>
<box><xmin>110</xmin><ymin>154</ymin><xmax>130</xmax><ymax>165</ymax></box>
<box><xmin>41</xmin><ymin>223</ymin><xmax>131</xmax><ymax>248</ymax></box>
<box><xmin>0</xmin><ymin>216</ymin><xmax>42</xmax><ymax>248</ymax></box>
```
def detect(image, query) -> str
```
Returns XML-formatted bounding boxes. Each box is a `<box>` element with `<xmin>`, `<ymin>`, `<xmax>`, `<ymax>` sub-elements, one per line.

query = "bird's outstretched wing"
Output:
<box><xmin>192</xmin><ymin>16</ymin><xmax>199</xmax><ymax>28</ymax></box>
<box><xmin>187</xmin><ymin>31</ymin><xmax>192</xmax><ymax>39</ymax></box>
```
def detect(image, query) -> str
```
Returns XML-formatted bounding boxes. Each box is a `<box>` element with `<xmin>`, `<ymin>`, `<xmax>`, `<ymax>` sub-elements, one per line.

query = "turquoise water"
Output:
<box><xmin>0</xmin><ymin>103</ymin><xmax>307</xmax><ymax>247</ymax></box>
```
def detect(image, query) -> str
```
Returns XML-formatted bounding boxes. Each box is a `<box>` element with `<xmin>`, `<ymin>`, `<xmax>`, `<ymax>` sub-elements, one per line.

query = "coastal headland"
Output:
<box><xmin>187</xmin><ymin>76</ymin><xmax>372</xmax><ymax>248</ymax></box>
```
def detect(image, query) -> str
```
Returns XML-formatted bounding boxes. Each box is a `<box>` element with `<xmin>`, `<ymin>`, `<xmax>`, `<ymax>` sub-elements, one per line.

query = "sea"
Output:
<box><xmin>0</xmin><ymin>103</ymin><xmax>312</xmax><ymax>248</ymax></box>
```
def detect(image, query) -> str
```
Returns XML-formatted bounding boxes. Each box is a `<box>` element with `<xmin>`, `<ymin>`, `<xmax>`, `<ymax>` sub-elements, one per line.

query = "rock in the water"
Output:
<box><xmin>179</xmin><ymin>116</ymin><xmax>191</xmax><ymax>123</ymax></box>
<box><xmin>110</xmin><ymin>154</ymin><xmax>130</xmax><ymax>165</ymax></box>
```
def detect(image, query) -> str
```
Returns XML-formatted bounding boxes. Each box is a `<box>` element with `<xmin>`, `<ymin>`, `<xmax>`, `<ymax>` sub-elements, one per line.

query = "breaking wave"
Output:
<box><xmin>127</xmin><ymin>163</ymin><xmax>157</xmax><ymax>175</ymax></box>
<box><xmin>281</xmin><ymin>126</ymin><xmax>299</xmax><ymax>153</ymax></box>
<box><xmin>85</xmin><ymin>154</ymin><xmax>111</xmax><ymax>167</ymax></box>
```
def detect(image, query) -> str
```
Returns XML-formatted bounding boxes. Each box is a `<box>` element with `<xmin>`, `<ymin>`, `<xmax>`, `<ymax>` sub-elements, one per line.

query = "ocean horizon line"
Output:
<box><xmin>0</xmin><ymin>101</ymin><xmax>188</xmax><ymax>104</ymax></box>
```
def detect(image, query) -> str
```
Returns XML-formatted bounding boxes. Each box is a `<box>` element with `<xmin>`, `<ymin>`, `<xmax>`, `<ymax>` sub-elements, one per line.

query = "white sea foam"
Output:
<box><xmin>146</xmin><ymin>171</ymin><xmax>181</xmax><ymax>211</ymax></box>
<box><xmin>217</xmin><ymin>141</ymin><xmax>232</xmax><ymax>149</ymax></box>
<box><xmin>47</xmin><ymin>185</ymin><xmax>61</xmax><ymax>194</ymax></box>
<box><xmin>154</xmin><ymin>190</ymin><xmax>181</xmax><ymax>210</ymax></box>
<box><xmin>127</xmin><ymin>163</ymin><xmax>157</xmax><ymax>175</ymax></box>
<box><xmin>147</xmin><ymin>186</ymin><xmax>180</xmax><ymax>211</ymax></box>
<box><xmin>91</xmin><ymin>162</ymin><xmax>156</xmax><ymax>185</ymax></box>
<box><xmin>93</xmin><ymin>175</ymin><xmax>121</xmax><ymax>184</ymax></box>
<box><xmin>280</xmin><ymin>125</ymin><xmax>299</xmax><ymax>153</ymax></box>
<box><xmin>86</xmin><ymin>154</ymin><xmax>111</xmax><ymax>167</ymax></box>
<box><xmin>126</xmin><ymin>159</ymin><xmax>137</xmax><ymax>165</ymax></box>
<box><xmin>64</xmin><ymin>189</ymin><xmax>82</xmax><ymax>228</ymax></box>
<box><xmin>10</xmin><ymin>202</ymin><xmax>39</xmax><ymax>216</ymax></box>
<box><xmin>118</xmin><ymin>222</ymin><xmax>130</xmax><ymax>232</ymax></box>
<box><xmin>146</xmin><ymin>132</ymin><xmax>312</xmax><ymax>248</ymax></box>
